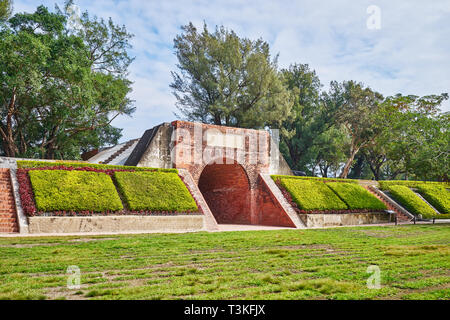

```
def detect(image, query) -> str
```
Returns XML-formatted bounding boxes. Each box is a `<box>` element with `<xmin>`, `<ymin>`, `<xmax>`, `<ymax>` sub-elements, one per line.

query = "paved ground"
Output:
<box><xmin>0</xmin><ymin>220</ymin><xmax>449</xmax><ymax>237</ymax></box>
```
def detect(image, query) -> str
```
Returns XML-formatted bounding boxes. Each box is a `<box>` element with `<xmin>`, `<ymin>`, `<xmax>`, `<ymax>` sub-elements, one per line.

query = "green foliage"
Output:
<box><xmin>386</xmin><ymin>185</ymin><xmax>437</xmax><ymax>219</ymax></box>
<box><xmin>415</xmin><ymin>184</ymin><xmax>450</xmax><ymax>214</ymax></box>
<box><xmin>29</xmin><ymin>170</ymin><xmax>123</xmax><ymax>212</ymax></box>
<box><xmin>326</xmin><ymin>182</ymin><xmax>387</xmax><ymax>210</ymax></box>
<box><xmin>171</xmin><ymin>22</ymin><xmax>292</xmax><ymax>129</ymax></box>
<box><xmin>16</xmin><ymin>160</ymin><xmax>177</xmax><ymax>173</ymax></box>
<box><xmin>322</xmin><ymin>80</ymin><xmax>384</xmax><ymax>178</ymax></box>
<box><xmin>0</xmin><ymin>0</ymin><xmax>12</xmax><ymax>20</ymax></box>
<box><xmin>271</xmin><ymin>175</ymin><xmax>359</xmax><ymax>184</ymax></box>
<box><xmin>114</xmin><ymin>171</ymin><xmax>198</xmax><ymax>212</ymax></box>
<box><xmin>379</xmin><ymin>180</ymin><xmax>448</xmax><ymax>190</ymax></box>
<box><xmin>0</xmin><ymin>3</ymin><xmax>134</xmax><ymax>159</ymax></box>
<box><xmin>278</xmin><ymin>178</ymin><xmax>348</xmax><ymax>211</ymax></box>
<box><xmin>362</xmin><ymin>94</ymin><xmax>449</xmax><ymax>181</ymax></box>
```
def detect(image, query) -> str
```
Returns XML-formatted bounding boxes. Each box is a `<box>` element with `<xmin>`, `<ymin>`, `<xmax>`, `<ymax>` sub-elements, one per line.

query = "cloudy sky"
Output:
<box><xmin>13</xmin><ymin>0</ymin><xmax>450</xmax><ymax>142</ymax></box>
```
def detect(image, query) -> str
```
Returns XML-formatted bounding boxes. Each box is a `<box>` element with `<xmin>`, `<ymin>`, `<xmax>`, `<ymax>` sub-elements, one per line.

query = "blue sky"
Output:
<box><xmin>13</xmin><ymin>0</ymin><xmax>450</xmax><ymax>142</ymax></box>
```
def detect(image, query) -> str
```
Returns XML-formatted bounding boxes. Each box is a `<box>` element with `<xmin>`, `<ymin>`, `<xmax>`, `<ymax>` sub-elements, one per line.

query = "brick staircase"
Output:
<box><xmin>101</xmin><ymin>139</ymin><xmax>138</xmax><ymax>165</ymax></box>
<box><xmin>0</xmin><ymin>168</ymin><xmax>19</xmax><ymax>233</ymax></box>
<box><xmin>364</xmin><ymin>185</ymin><xmax>412</xmax><ymax>222</ymax></box>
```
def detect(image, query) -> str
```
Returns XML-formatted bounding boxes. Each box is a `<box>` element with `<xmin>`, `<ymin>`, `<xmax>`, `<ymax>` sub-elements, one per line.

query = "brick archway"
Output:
<box><xmin>198</xmin><ymin>159</ymin><xmax>251</xmax><ymax>224</ymax></box>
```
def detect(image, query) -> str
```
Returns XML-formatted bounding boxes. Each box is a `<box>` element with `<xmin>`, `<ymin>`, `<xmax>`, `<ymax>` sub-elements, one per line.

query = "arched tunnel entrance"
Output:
<box><xmin>198</xmin><ymin>159</ymin><xmax>251</xmax><ymax>224</ymax></box>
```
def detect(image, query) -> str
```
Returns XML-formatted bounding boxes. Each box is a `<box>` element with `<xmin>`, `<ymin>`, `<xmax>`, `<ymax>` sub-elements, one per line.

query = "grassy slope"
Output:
<box><xmin>416</xmin><ymin>184</ymin><xmax>450</xmax><ymax>214</ymax></box>
<box><xmin>114</xmin><ymin>171</ymin><xmax>198</xmax><ymax>212</ymax></box>
<box><xmin>0</xmin><ymin>224</ymin><xmax>449</xmax><ymax>300</ymax></box>
<box><xmin>326</xmin><ymin>182</ymin><xmax>387</xmax><ymax>210</ymax></box>
<box><xmin>29</xmin><ymin>170</ymin><xmax>123</xmax><ymax>212</ymax></box>
<box><xmin>279</xmin><ymin>179</ymin><xmax>348</xmax><ymax>211</ymax></box>
<box><xmin>387</xmin><ymin>185</ymin><xmax>447</xmax><ymax>219</ymax></box>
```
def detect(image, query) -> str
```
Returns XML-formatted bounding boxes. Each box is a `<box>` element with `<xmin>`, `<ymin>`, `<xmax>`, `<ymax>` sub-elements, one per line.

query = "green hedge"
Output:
<box><xmin>114</xmin><ymin>171</ymin><xmax>198</xmax><ymax>212</ymax></box>
<box><xmin>272</xmin><ymin>175</ymin><xmax>359</xmax><ymax>184</ymax></box>
<box><xmin>415</xmin><ymin>184</ymin><xmax>450</xmax><ymax>214</ymax></box>
<box><xmin>379</xmin><ymin>180</ymin><xmax>448</xmax><ymax>190</ymax></box>
<box><xmin>17</xmin><ymin>160</ymin><xmax>177</xmax><ymax>173</ymax></box>
<box><xmin>326</xmin><ymin>182</ymin><xmax>387</xmax><ymax>210</ymax></box>
<box><xmin>29</xmin><ymin>170</ymin><xmax>123</xmax><ymax>212</ymax></box>
<box><xmin>386</xmin><ymin>185</ymin><xmax>438</xmax><ymax>219</ymax></box>
<box><xmin>279</xmin><ymin>178</ymin><xmax>348</xmax><ymax>211</ymax></box>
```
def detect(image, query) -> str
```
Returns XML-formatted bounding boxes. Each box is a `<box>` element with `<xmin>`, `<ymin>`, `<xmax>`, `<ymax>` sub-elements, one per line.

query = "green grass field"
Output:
<box><xmin>0</xmin><ymin>224</ymin><xmax>449</xmax><ymax>300</ymax></box>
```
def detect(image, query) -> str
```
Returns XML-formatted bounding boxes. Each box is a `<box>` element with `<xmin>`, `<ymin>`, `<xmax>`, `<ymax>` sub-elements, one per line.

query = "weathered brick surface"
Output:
<box><xmin>0</xmin><ymin>168</ymin><xmax>19</xmax><ymax>233</ymax></box>
<box><xmin>257</xmin><ymin>175</ymin><xmax>297</xmax><ymax>227</ymax></box>
<box><xmin>198</xmin><ymin>160</ymin><xmax>252</xmax><ymax>224</ymax></box>
<box><xmin>171</xmin><ymin>121</ymin><xmax>294</xmax><ymax>227</ymax></box>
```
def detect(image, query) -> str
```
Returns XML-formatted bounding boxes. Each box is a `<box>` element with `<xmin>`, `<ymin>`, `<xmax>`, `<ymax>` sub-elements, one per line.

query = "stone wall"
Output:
<box><xmin>299</xmin><ymin>212</ymin><xmax>391</xmax><ymax>228</ymax></box>
<box><xmin>28</xmin><ymin>215</ymin><xmax>204</xmax><ymax>234</ymax></box>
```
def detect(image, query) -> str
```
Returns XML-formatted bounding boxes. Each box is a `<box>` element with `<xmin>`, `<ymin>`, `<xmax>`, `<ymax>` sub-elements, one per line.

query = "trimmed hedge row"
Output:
<box><xmin>29</xmin><ymin>170</ymin><xmax>123</xmax><ymax>212</ymax></box>
<box><xmin>386</xmin><ymin>185</ymin><xmax>450</xmax><ymax>219</ymax></box>
<box><xmin>378</xmin><ymin>180</ymin><xmax>448</xmax><ymax>190</ymax></box>
<box><xmin>114</xmin><ymin>171</ymin><xmax>198</xmax><ymax>212</ymax></box>
<box><xmin>279</xmin><ymin>179</ymin><xmax>348</xmax><ymax>211</ymax></box>
<box><xmin>326</xmin><ymin>182</ymin><xmax>387</xmax><ymax>210</ymax></box>
<box><xmin>272</xmin><ymin>175</ymin><xmax>359</xmax><ymax>184</ymax></box>
<box><xmin>17</xmin><ymin>160</ymin><xmax>177</xmax><ymax>173</ymax></box>
<box><xmin>415</xmin><ymin>184</ymin><xmax>450</xmax><ymax>214</ymax></box>
<box><xmin>18</xmin><ymin>165</ymin><xmax>200</xmax><ymax>216</ymax></box>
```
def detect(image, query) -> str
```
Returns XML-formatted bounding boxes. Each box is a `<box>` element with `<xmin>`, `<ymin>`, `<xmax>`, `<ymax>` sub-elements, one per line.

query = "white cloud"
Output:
<box><xmin>13</xmin><ymin>0</ymin><xmax>450</xmax><ymax>142</ymax></box>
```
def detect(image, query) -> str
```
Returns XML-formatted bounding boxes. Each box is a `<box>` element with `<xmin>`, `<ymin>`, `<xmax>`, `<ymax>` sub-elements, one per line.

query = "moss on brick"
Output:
<box><xmin>114</xmin><ymin>171</ymin><xmax>198</xmax><ymax>212</ymax></box>
<box><xmin>29</xmin><ymin>170</ymin><xmax>123</xmax><ymax>212</ymax></box>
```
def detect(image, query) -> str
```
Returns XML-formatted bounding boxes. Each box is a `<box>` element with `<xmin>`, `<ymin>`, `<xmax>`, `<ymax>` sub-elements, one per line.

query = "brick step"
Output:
<box><xmin>0</xmin><ymin>214</ymin><xmax>17</xmax><ymax>219</ymax></box>
<box><xmin>0</xmin><ymin>228</ymin><xmax>19</xmax><ymax>233</ymax></box>
<box><xmin>363</xmin><ymin>185</ymin><xmax>412</xmax><ymax>222</ymax></box>
<box><xmin>0</xmin><ymin>219</ymin><xmax>17</xmax><ymax>225</ymax></box>
<box><xmin>0</xmin><ymin>199</ymin><xmax>15</xmax><ymax>204</ymax></box>
<box><xmin>0</xmin><ymin>223</ymin><xmax>18</xmax><ymax>230</ymax></box>
<box><xmin>0</xmin><ymin>206</ymin><xmax>16</xmax><ymax>214</ymax></box>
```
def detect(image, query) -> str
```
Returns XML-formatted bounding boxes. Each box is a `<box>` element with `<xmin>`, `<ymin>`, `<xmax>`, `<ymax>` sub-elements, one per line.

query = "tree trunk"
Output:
<box><xmin>340</xmin><ymin>147</ymin><xmax>360</xmax><ymax>179</ymax></box>
<box><xmin>0</xmin><ymin>89</ymin><xmax>18</xmax><ymax>157</ymax></box>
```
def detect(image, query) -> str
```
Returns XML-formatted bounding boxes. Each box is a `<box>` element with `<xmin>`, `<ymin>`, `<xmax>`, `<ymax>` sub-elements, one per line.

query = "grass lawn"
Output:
<box><xmin>0</xmin><ymin>224</ymin><xmax>449</xmax><ymax>300</ymax></box>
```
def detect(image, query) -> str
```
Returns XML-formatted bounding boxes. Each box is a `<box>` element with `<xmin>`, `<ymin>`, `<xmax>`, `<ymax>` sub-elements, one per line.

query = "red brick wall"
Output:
<box><xmin>198</xmin><ymin>161</ymin><xmax>251</xmax><ymax>224</ymax></box>
<box><xmin>0</xmin><ymin>168</ymin><xmax>19</xmax><ymax>233</ymax></box>
<box><xmin>257</xmin><ymin>176</ymin><xmax>296</xmax><ymax>227</ymax></box>
<box><xmin>171</xmin><ymin>121</ymin><xmax>295</xmax><ymax>227</ymax></box>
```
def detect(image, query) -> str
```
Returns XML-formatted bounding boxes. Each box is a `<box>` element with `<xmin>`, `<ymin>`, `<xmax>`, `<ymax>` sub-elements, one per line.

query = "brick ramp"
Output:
<box><xmin>259</xmin><ymin>174</ymin><xmax>306</xmax><ymax>228</ymax></box>
<box><xmin>0</xmin><ymin>168</ymin><xmax>19</xmax><ymax>233</ymax></box>
<box><xmin>178</xmin><ymin>169</ymin><xmax>219</xmax><ymax>231</ymax></box>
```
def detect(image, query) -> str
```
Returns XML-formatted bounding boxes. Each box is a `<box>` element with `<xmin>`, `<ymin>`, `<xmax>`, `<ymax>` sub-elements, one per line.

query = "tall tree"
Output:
<box><xmin>279</xmin><ymin>64</ymin><xmax>339</xmax><ymax>174</ymax></box>
<box><xmin>365</xmin><ymin>94</ymin><xmax>449</xmax><ymax>181</ymax></box>
<box><xmin>312</xmin><ymin>126</ymin><xmax>349</xmax><ymax>178</ymax></box>
<box><xmin>0</xmin><ymin>0</ymin><xmax>12</xmax><ymax>21</ymax></box>
<box><xmin>0</xmin><ymin>2</ymin><xmax>135</xmax><ymax>159</ymax></box>
<box><xmin>170</xmin><ymin>23</ymin><xmax>292</xmax><ymax>129</ymax></box>
<box><xmin>322</xmin><ymin>81</ymin><xmax>384</xmax><ymax>178</ymax></box>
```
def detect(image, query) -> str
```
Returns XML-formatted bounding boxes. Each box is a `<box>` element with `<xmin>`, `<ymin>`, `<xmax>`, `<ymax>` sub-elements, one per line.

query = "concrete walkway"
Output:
<box><xmin>0</xmin><ymin>220</ymin><xmax>448</xmax><ymax>238</ymax></box>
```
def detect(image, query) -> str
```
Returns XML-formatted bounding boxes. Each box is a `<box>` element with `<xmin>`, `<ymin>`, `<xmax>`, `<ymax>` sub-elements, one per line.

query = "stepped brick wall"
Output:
<box><xmin>0</xmin><ymin>168</ymin><xmax>19</xmax><ymax>233</ymax></box>
<box><xmin>364</xmin><ymin>185</ymin><xmax>411</xmax><ymax>222</ymax></box>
